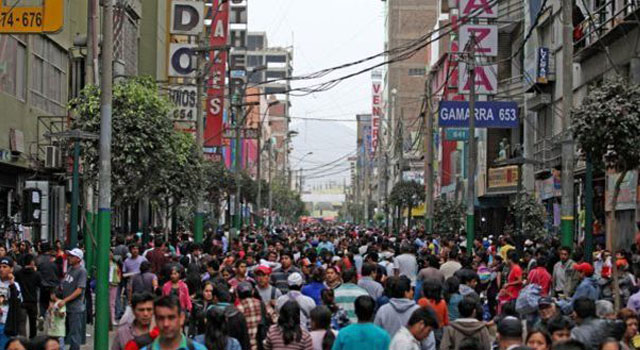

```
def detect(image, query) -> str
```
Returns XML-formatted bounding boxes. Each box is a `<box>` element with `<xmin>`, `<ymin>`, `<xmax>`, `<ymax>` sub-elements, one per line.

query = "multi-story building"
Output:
<box><xmin>356</xmin><ymin>114</ymin><xmax>372</xmax><ymax>224</ymax></box>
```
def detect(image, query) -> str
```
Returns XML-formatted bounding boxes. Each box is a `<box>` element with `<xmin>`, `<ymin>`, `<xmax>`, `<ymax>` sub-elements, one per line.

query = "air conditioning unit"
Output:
<box><xmin>44</xmin><ymin>146</ymin><xmax>61</xmax><ymax>168</ymax></box>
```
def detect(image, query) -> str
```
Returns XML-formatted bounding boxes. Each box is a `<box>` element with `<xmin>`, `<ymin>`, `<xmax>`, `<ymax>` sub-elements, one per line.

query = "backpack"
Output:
<box><xmin>515</xmin><ymin>283</ymin><xmax>542</xmax><ymax>315</ymax></box>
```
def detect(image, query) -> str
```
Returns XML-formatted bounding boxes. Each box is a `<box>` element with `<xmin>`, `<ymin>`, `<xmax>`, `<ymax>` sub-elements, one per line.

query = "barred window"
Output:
<box><xmin>0</xmin><ymin>35</ymin><xmax>27</xmax><ymax>101</ymax></box>
<box><xmin>30</xmin><ymin>35</ymin><xmax>68</xmax><ymax>115</ymax></box>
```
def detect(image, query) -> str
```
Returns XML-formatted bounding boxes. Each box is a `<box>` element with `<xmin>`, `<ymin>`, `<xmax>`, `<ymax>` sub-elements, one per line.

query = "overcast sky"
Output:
<box><xmin>248</xmin><ymin>0</ymin><xmax>385</xmax><ymax>186</ymax></box>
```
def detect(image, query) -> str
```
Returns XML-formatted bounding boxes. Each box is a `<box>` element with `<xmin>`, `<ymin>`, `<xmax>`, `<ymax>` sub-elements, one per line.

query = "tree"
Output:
<box><xmin>203</xmin><ymin>161</ymin><xmax>235</xmax><ymax>220</ymax></box>
<box><xmin>433</xmin><ymin>199</ymin><xmax>465</xmax><ymax>237</ymax></box>
<box><xmin>70</xmin><ymin>77</ymin><xmax>183</xmax><ymax>206</ymax></box>
<box><xmin>573</xmin><ymin>76</ymin><xmax>640</xmax><ymax>310</ymax></box>
<box><xmin>507</xmin><ymin>193</ymin><xmax>547</xmax><ymax>239</ymax></box>
<box><xmin>389</xmin><ymin>180</ymin><xmax>425</xmax><ymax>228</ymax></box>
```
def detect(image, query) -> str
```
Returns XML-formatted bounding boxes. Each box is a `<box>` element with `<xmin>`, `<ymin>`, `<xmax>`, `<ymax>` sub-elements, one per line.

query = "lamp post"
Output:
<box><xmin>295</xmin><ymin>152</ymin><xmax>313</xmax><ymax>193</ymax></box>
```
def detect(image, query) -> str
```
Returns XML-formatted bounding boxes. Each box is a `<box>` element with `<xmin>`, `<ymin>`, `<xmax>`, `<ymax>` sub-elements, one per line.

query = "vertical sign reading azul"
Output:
<box><xmin>204</xmin><ymin>0</ymin><xmax>229</xmax><ymax>147</ymax></box>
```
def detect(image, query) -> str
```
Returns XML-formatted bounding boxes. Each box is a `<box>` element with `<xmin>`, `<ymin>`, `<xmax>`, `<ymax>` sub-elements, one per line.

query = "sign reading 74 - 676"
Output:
<box><xmin>0</xmin><ymin>0</ymin><xmax>64</xmax><ymax>33</ymax></box>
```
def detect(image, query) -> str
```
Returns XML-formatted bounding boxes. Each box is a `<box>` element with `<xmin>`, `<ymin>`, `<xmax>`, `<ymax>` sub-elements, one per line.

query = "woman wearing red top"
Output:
<box><xmin>418</xmin><ymin>281</ymin><xmax>449</xmax><ymax>327</ymax></box>
<box><xmin>498</xmin><ymin>250</ymin><xmax>523</xmax><ymax>312</ymax></box>
<box><xmin>527</xmin><ymin>256</ymin><xmax>552</xmax><ymax>296</ymax></box>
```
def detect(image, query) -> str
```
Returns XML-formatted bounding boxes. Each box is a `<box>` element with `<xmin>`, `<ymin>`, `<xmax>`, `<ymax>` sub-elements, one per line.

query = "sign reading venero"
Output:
<box><xmin>438</xmin><ymin>101</ymin><xmax>519</xmax><ymax>128</ymax></box>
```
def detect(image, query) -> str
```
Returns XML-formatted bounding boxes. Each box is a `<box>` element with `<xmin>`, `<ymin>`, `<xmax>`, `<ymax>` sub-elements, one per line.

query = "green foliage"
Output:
<box><xmin>69</xmin><ymin>77</ymin><xmax>202</xmax><ymax>206</ymax></box>
<box><xmin>389</xmin><ymin>180</ymin><xmax>425</xmax><ymax>209</ymax></box>
<box><xmin>508</xmin><ymin>193</ymin><xmax>547</xmax><ymax>239</ymax></box>
<box><xmin>573</xmin><ymin>76</ymin><xmax>640</xmax><ymax>172</ymax></box>
<box><xmin>203</xmin><ymin>161</ymin><xmax>235</xmax><ymax>206</ymax></box>
<box><xmin>433</xmin><ymin>199</ymin><xmax>465</xmax><ymax>236</ymax></box>
<box><xmin>271</xmin><ymin>178</ymin><xmax>307</xmax><ymax>220</ymax></box>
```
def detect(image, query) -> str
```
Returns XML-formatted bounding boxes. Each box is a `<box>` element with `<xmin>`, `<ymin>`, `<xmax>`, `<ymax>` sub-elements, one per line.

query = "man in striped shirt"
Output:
<box><xmin>334</xmin><ymin>268</ymin><xmax>368</xmax><ymax>324</ymax></box>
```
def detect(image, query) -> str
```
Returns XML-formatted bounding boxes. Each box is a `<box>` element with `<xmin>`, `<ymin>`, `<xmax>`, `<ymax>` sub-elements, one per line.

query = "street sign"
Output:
<box><xmin>223</xmin><ymin>128</ymin><xmax>259</xmax><ymax>139</ymax></box>
<box><xmin>438</xmin><ymin>100</ymin><xmax>519</xmax><ymax>128</ymax></box>
<box><xmin>204</xmin><ymin>152</ymin><xmax>223</xmax><ymax>162</ymax></box>
<box><xmin>168</xmin><ymin>86</ymin><xmax>197</xmax><ymax>121</ymax></box>
<box><xmin>445</xmin><ymin>128</ymin><xmax>469</xmax><ymax>140</ymax></box>
<box><xmin>0</xmin><ymin>0</ymin><xmax>64</xmax><ymax>33</ymax></box>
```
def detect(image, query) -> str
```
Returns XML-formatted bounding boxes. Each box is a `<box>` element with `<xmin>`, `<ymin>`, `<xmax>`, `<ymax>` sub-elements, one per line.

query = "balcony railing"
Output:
<box><xmin>498</xmin><ymin>0</ymin><xmax>524</xmax><ymax>24</ymax></box>
<box><xmin>496</xmin><ymin>74</ymin><xmax>524</xmax><ymax>104</ymax></box>
<box><xmin>533</xmin><ymin>134</ymin><xmax>563</xmax><ymax>171</ymax></box>
<box><xmin>574</xmin><ymin>0</ymin><xmax>640</xmax><ymax>61</ymax></box>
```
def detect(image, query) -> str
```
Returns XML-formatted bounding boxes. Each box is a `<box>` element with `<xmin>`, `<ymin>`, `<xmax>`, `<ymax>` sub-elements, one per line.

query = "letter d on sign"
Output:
<box><xmin>170</xmin><ymin>1</ymin><xmax>204</xmax><ymax>35</ymax></box>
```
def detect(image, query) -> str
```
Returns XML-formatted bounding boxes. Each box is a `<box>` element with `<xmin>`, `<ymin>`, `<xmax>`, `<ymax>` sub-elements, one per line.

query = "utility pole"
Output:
<box><xmin>364</xmin><ymin>146</ymin><xmax>370</xmax><ymax>226</ymax></box>
<box><xmin>424</xmin><ymin>73</ymin><xmax>434</xmax><ymax>233</ymax></box>
<box><xmin>256</xmin><ymin>128</ymin><xmax>263</xmax><ymax>227</ymax></box>
<box><xmin>268</xmin><ymin>140</ymin><xmax>273</xmax><ymax>228</ymax></box>
<box><xmin>466</xmin><ymin>35</ymin><xmax>476</xmax><ymax>256</ymax></box>
<box><xmin>233</xmin><ymin>99</ymin><xmax>242</xmax><ymax>235</ymax></box>
<box><xmin>194</xmin><ymin>36</ymin><xmax>205</xmax><ymax>244</ymax></box>
<box><xmin>561</xmin><ymin>0</ymin><xmax>575</xmax><ymax>249</ymax></box>
<box><xmin>95</xmin><ymin>0</ymin><xmax>113</xmax><ymax>347</ymax></box>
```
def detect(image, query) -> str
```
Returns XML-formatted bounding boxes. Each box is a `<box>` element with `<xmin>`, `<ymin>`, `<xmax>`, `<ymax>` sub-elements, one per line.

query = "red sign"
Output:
<box><xmin>204</xmin><ymin>0</ymin><xmax>229</xmax><ymax>147</ymax></box>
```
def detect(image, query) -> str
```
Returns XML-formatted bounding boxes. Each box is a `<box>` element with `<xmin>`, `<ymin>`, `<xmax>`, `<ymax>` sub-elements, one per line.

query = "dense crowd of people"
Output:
<box><xmin>3</xmin><ymin>225</ymin><xmax>640</xmax><ymax>350</ymax></box>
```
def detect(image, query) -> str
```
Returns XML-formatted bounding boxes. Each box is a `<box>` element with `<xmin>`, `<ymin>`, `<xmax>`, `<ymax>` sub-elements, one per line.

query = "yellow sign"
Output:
<box><xmin>0</xmin><ymin>0</ymin><xmax>64</xmax><ymax>33</ymax></box>
<box><xmin>488</xmin><ymin>165</ymin><xmax>519</xmax><ymax>188</ymax></box>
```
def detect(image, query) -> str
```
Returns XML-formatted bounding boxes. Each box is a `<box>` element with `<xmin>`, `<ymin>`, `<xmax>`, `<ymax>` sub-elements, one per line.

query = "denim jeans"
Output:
<box><xmin>66</xmin><ymin>311</ymin><xmax>86</xmax><ymax>350</ymax></box>
<box><xmin>0</xmin><ymin>324</ymin><xmax>7</xmax><ymax>350</ymax></box>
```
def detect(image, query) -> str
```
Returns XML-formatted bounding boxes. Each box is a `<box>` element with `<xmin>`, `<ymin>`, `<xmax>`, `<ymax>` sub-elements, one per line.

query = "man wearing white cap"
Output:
<box><xmin>59</xmin><ymin>248</ymin><xmax>87</xmax><ymax>350</ymax></box>
<box><xmin>275</xmin><ymin>272</ymin><xmax>316</xmax><ymax>330</ymax></box>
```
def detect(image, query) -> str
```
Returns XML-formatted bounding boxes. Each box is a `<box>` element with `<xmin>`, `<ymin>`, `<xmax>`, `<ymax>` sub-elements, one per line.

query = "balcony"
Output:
<box><xmin>498</xmin><ymin>0</ymin><xmax>524</xmax><ymax>32</ymax></box>
<box><xmin>574</xmin><ymin>0</ymin><xmax>640</xmax><ymax>62</ymax></box>
<box><xmin>496</xmin><ymin>75</ymin><xmax>524</xmax><ymax>105</ymax></box>
<box><xmin>533</xmin><ymin>134</ymin><xmax>563</xmax><ymax>172</ymax></box>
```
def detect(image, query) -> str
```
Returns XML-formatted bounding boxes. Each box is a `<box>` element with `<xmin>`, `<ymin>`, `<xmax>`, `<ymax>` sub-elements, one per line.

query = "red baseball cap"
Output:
<box><xmin>573</xmin><ymin>262</ymin><xmax>594</xmax><ymax>277</ymax></box>
<box><xmin>254</xmin><ymin>265</ymin><xmax>272</xmax><ymax>275</ymax></box>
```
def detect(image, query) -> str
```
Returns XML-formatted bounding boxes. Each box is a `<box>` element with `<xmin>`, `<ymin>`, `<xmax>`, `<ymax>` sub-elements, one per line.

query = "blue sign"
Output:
<box><xmin>438</xmin><ymin>101</ymin><xmax>519</xmax><ymax>128</ymax></box>
<box><xmin>445</xmin><ymin>128</ymin><xmax>469</xmax><ymax>141</ymax></box>
<box><xmin>537</xmin><ymin>47</ymin><xmax>549</xmax><ymax>84</ymax></box>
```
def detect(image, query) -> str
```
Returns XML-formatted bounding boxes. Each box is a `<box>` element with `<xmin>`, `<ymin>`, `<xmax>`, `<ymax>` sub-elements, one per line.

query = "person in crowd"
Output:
<box><xmin>417</xmin><ymin>255</ymin><xmax>445</xmax><ymax>286</ymax></box>
<box><xmin>146</xmin><ymin>238</ymin><xmax>170</xmax><ymax>275</ymax></box>
<box><xmin>445</xmin><ymin>277</ymin><xmax>463</xmax><ymax>322</ymax></box>
<box><xmin>197</xmin><ymin>307</ymin><xmax>242</xmax><ymax>350</ymax></box>
<box><xmin>15</xmin><ymin>254</ymin><xmax>40</xmax><ymax>339</ymax></box>
<box><xmin>570</xmin><ymin>297</ymin><xmax>610</xmax><ymax>350</ymax></box>
<box><xmin>393</xmin><ymin>244</ymin><xmax>418</xmax><ymax>285</ymax></box>
<box><xmin>44</xmin><ymin>289</ymin><xmax>65</xmax><ymax>350</ymax></box>
<box><xmin>570</xmin><ymin>263</ymin><xmax>600</xmax><ymax>303</ymax></box>
<box><xmin>161</xmin><ymin>266</ymin><xmax>192</xmax><ymax>313</ymax></box>
<box><xmin>123</xmin><ymin>244</ymin><xmax>148</xmax><ymax>277</ymax></box>
<box><xmin>440</xmin><ymin>250</ymin><xmax>462</xmax><ymax>280</ymax></box>
<box><xmin>5</xmin><ymin>337</ymin><xmax>29</xmax><ymax>350</ymax></box>
<box><xmin>389</xmin><ymin>308</ymin><xmax>438</xmax><ymax>350</ymax></box>
<box><xmin>526</xmin><ymin>328</ymin><xmax>552</xmax><ymax>350</ymax></box>
<box><xmin>36</xmin><ymin>243</ymin><xmax>59</xmax><ymax>322</ymax></box>
<box><xmin>264</xmin><ymin>301</ymin><xmax>313</xmax><ymax>350</ymax></box>
<box><xmin>277</xmin><ymin>273</ymin><xmax>316</xmax><ymax>330</ymax></box>
<box><xmin>417</xmin><ymin>281</ymin><xmax>448</xmax><ymax>327</ymax></box>
<box><xmin>498</xmin><ymin>250</ymin><xmax>523</xmax><ymax>312</ymax></box>
<box><xmin>374</xmin><ymin>276</ymin><xmax>419</xmax><ymax>337</ymax></box>
<box><xmin>59</xmin><ymin>249</ymin><xmax>86</xmax><ymax>350</ymax></box>
<box><xmin>528</xmin><ymin>255</ymin><xmax>552</xmax><ymax>296</ymax></box>
<box><xmin>229</xmin><ymin>260</ymin><xmax>254</xmax><ymax>289</ymax></box>
<box><xmin>333</xmin><ymin>268</ymin><xmax>367</xmax><ymax>324</ymax></box>
<box><xmin>212</xmin><ymin>284</ymin><xmax>251</xmax><ymax>350</ymax></box>
<box><xmin>552</xmin><ymin>247</ymin><xmax>576</xmax><ymax>298</ymax></box>
<box><xmin>255</xmin><ymin>265</ymin><xmax>282</xmax><ymax>307</ymax></box>
<box><xmin>130</xmin><ymin>261</ymin><xmax>158</xmax><ymax>299</ymax></box>
<box><xmin>496</xmin><ymin>316</ymin><xmax>525</xmax><ymax>350</ymax></box>
<box><xmin>112</xmin><ymin>292</ymin><xmax>154</xmax><ymax>350</ymax></box>
<box><xmin>547</xmin><ymin>316</ymin><xmax>574</xmax><ymax>345</ymax></box>
<box><xmin>141</xmin><ymin>295</ymin><xmax>206</xmax><ymax>350</ymax></box>
<box><xmin>272</xmin><ymin>252</ymin><xmax>302</xmax><ymax>294</ymax></box>
<box><xmin>596</xmin><ymin>300</ymin><xmax>617</xmax><ymax>320</ymax></box>
<box><xmin>440</xmin><ymin>296</ymin><xmax>491</xmax><ymax>350</ymax></box>
<box><xmin>191</xmin><ymin>281</ymin><xmax>215</xmax><ymax>338</ymax></box>
<box><xmin>331</xmin><ymin>295</ymin><xmax>390</xmax><ymax>350</ymax></box>
<box><xmin>320</xmin><ymin>289</ymin><xmax>349</xmax><ymax>331</ymax></box>
<box><xmin>309</xmin><ymin>306</ymin><xmax>336</xmax><ymax>350</ymax></box>
<box><xmin>302</xmin><ymin>267</ymin><xmax>326</xmax><ymax>306</ymax></box>
<box><xmin>617</xmin><ymin>308</ymin><xmax>639</xmax><ymax>350</ymax></box>
<box><xmin>536</xmin><ymin>297</ymin><xmax>560</xmax><ymax>331</ymax></box>
<box><xmin>324</xmin><ymin>267</ymin><xmax>342</xmax><ymax>290</ymax></box>
<box><xmin>552</xmin><ymin>340</ymin><xmax>587</xmax><ymax>350</ymax></box>
<box><xmin>357</xmin><ymin>263</ymin><xmax>383</xmax><ymax>301</ymax></box>
<box><xmin>236</xmin><ymin>282</ymin><xmax>263</xmax><ymax>350</ymax></box>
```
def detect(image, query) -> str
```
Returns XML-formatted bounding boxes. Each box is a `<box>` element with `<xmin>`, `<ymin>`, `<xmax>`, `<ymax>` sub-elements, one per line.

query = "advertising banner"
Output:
<box><xmin>371</xmin><ymin>71</ymin><xmax>383</xmax><ymax>154</ymax></box>
<box><xmin>204</xmin><ymin>0</ymin><xmax>229</xmax><ymax>147</ymax></box>
<box><xmin>488</xmin><ymin>166</ymin><xmax>519</xmax><ymax>188</ymax></box>
<box><xmin>606</xmin><ymin>171</ymin><xmax>638</xmax><ymax>211</ymax></box>
<box><xmin>438</xmin><ymin>100</ymin><xmax>519</xmax><ymax>128</ymax></box>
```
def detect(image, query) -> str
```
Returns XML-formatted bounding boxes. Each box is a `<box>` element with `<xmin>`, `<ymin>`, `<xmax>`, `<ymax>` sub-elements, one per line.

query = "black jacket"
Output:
<box><xmin>16</xmin><ymin>267</ymin><xmax>41</xmax><ymax>303</ymax></box>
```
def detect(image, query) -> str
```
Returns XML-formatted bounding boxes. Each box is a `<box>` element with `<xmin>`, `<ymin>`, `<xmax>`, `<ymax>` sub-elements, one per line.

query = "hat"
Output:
<box><xmin>0</xmin><ymin>257</ymin><xmax>13</xmax><ymax>267</ymax></box>
<box><xmin>254</xmin><ymin>265</ymin><xmax>272</xmax><ymax>275</ymax></box>
<box><xmin>538</xmin><ymin>297</ymin><xmax>554</xmax><ymax>308</ymax></box>
<box><xmin>498</xmin><ymin>316</ymin><xmax>523</xmax><ymax>338</ymax></box>
<box><xmin>67</xmin><ymin>248</ymin><xmax>84</xmax><ymax>260</ymax></box>
<box><xmin>524</xmin><ymin>239</ymin><xmax>534</xmax><ymax>246</ymax></box>
<box><xmin>573</xmin><ymin>262</ymin><xmax>594</xmax><ymax>277</ymax></box>
<box><xmin>237</xmin><ymin>282</ymin><xmax>253</xmax><ymax>295</ymax></box>
<box><xmin>287</xmin><ymin>272</ymin><xmax>304</xmax><ymax>286</ymax></box>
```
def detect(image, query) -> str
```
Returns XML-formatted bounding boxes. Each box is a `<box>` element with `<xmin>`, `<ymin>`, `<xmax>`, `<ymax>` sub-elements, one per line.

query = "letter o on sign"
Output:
<box><xmin>169</xmin><ymin>43</ymin><xmax>196</xmax><ymax>77</ymax></box>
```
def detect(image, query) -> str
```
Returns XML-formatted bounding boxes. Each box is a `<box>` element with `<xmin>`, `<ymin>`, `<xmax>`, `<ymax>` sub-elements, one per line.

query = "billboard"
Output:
<box><xmin>170</xmin><ymin>1</ymin><xmax>204</xmax><ymax>35</ymax></box>
<box><xmin>371</xmin><ymin>74</ymin><xmax>383</xmax><ymax>155</ymax></box>
<box><xmin>438</xmin><ymin>100</ymin><xmax>519</xmax><ymax>128</ymax></box>
<box><xmin>168</xmin><ymin>86</ymin><xmax>198</xmax><ymax>122</ymax></box>
<box><xmin>204</xmin><ymin>0</ymin><xmax>229</xmax><ymax>147</ymax></box>
<box><xmin>458</xmin><ymin>63</ymin><xmax>498</xmax><ymax>95</ymax></box>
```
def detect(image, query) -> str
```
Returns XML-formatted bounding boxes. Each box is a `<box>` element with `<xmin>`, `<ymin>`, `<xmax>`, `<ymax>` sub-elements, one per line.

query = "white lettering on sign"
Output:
<box><xmin>440</xmin><ymin>107</ymin><xmax>495</xmax><ymax>121</ymax></box>
<box><xmin>371</xmin><ymin>74</ymin><xmax>383</xmax><ymax>154</ymax></box>
<box><xmin>459</xmin><ymin>25</ymin><xmax>498</xmax><ymax>56</ymax></box>
<box><xmin>460</xmin><ymin>0</ymin><xmax>497</xmax><ymax>18</ymax></box>
<box><xmin>170</xmin><ymin>1</ymin><xmax>204</xmax><ymax>35</ymax></box>
<box><xmin>169</xmin><ymin>86</ymin><xmax>197</xmax><ymax>121</ymax></box>
<box><xmin>458</xmin><ymin>63</ymin><xmax>498</xmax><ymax>95</ymax></box>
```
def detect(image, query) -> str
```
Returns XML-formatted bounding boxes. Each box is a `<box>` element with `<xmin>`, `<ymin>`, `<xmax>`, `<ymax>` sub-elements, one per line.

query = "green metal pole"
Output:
<box><xmin>95</xmin><ymin>0</ymin><xmax>113</xmax><ymax>347</ymax></box>
<box><xmin>194</xmin><ymin>213</ymin><xmax>204</xmax><ymax>243</ymax></box>
<box><xmin>70</xmin><ymin>141</ymin><xmax>80</xmax><ymax>248</ymax></box>
<box><xmin>84</xmin><ymin>210</ymin><xmax>94</xmax><ymax>277</ymax></box>
<box><xmin>585</xmin><ymin>153</ymin><xmax>594</xmax><ymax>262</ymax></box>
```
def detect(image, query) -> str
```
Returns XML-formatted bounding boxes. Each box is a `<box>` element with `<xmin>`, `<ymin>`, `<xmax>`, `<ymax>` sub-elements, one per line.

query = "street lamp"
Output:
<box><xmin>296</xmin><ymin>152</ymin><xmax>313</xmax><ymax>193</ymax></box>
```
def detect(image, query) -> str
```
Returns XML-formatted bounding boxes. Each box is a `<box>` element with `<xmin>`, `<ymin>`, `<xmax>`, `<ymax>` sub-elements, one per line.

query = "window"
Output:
<box><xmin>247</xmin><ymin>55</ymin><xmax>264</xmax><ymax>67</ymax></box>
<box><xmin>266</xmin><ymin>70</ymin><xmax>286</xmax><ymax>80</ymax></box>
<box><xmin>408</xmin><ymin>68</ymin><xmax>426</xmax><ymax>76</ymax></box>
<box><xmin>266</xmin><ymin>54</ymin><xmax>287</xmax><ymax>63</ymax></box>
<box><xmin>0</xmin><ymin>35</ymin><xmax>27</xmax><ymax>101</ymax></box>
<box><xmin>247</xmin><ymin>35</ymin><xmax>264</xmax><ymax>51</ymax></box>
<box><xmin>30</xmin><ymin>35</ymin><xmax>68</xmax><ymax>115</ymax></box>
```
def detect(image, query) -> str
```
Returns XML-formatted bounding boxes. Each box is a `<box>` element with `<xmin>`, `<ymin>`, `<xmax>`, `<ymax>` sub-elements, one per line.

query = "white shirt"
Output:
<box><xmin>390</xmin><ymin>327</ymin><xmax>420</xmax><ymax>350</ymax></box>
